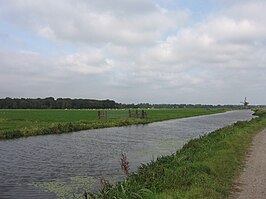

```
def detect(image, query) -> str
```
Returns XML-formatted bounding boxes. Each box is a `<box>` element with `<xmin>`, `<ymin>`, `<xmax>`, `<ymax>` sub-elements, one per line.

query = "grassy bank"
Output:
<box><xmin>91</xmin><ymin>109</ymin><xmax>266</xmax><ymax>199</ymax></box>
<box><xmin>0</xmin><ymin>108</ymin><xmax>225</xmax><ymax>140</ymax></box>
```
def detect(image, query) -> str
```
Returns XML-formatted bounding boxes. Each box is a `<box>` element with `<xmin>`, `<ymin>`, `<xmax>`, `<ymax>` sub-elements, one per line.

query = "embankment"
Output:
<box><xmin>93</xmin><ymin>109</ymin><xmax>266</xmax><ymax>199</ymax></box>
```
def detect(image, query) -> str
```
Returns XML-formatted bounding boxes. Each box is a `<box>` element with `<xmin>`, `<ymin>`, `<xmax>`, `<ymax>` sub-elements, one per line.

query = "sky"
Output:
<box><xmin>0</xmin><ymin>0</ymin><xmax>265</xmax><ymax>105</ymax></box>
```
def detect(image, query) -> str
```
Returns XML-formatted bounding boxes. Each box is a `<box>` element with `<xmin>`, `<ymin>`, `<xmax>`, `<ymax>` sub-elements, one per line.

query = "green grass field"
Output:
<box><xmin>0</xmin><ymin>108</ymin><xmax>226</xmax><ymax>139</ymax></box>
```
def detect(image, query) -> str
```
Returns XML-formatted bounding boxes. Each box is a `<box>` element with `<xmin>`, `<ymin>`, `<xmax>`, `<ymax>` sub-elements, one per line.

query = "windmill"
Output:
<box><xmin>241</xmin><ymin>97</ymin><xmax>249</xmax><ymax>108</ymax></box>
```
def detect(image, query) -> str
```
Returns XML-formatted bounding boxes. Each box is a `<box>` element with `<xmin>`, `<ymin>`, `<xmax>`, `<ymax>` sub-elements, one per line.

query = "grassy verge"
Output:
<box><xmin>92</xmin><ymin>109</ymin><xmax>266</xmax><ymax>199</ymax></box>
<box><xmin>0</xmin><ymin>108</ymin><xmax>225</xmax><ymax>139</ymax></box>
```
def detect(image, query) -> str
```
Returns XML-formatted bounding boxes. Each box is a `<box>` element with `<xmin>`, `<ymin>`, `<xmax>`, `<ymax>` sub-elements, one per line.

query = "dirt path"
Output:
<box><xmin>231</xmin><ymin>128</ymin><xmax>266</xmax><ymax>199</ymax></box>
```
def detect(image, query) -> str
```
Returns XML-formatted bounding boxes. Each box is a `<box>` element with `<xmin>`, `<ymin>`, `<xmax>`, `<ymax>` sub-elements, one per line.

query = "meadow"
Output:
<box><xmin>0</xmin><ymin>108</ymin><xmax>226</xmax><ymax>139</ymax></box>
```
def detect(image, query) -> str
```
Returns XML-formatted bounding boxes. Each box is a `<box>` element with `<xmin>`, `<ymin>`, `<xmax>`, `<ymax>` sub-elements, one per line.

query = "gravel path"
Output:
<box><xmin>231</xmin><ymin>128</ymin><xmax>266</xmax><ymax>199</ymax></box>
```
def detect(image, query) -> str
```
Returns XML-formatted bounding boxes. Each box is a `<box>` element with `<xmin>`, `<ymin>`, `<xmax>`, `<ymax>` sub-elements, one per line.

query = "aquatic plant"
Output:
<box><xmin>33</xmin><ymin>176</ymin><xmax>97</xmax><ymax>199</ymax></box>
<box><xmin>120</xmin><ymin>153</ymin><xmax>130</xmax><ymax>177</ymax></box>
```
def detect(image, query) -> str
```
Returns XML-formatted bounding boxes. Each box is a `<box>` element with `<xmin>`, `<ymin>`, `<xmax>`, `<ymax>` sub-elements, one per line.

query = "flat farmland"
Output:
<box><xmin>0</xmin><ymin>108</ymin><xmax>226</xmax><ymax>139</ymax></box>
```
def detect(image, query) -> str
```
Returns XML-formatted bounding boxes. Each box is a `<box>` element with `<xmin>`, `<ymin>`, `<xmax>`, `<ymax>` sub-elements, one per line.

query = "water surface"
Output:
<box><xmin>0</xmin><ymin>110</ymin><xmax>254</xmax><ymax>198</ymax></box>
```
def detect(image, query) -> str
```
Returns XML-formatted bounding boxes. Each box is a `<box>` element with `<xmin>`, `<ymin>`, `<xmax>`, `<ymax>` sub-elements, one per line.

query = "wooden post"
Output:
<box><xmin>97</xmin><ymin>110</ymin><xmax>107</xmax><ymax>120</ymax></box>
<box><xmin>97</xmin><ymin>111</ymin><xmax>100</xmax><ymax>120</ymax></box>
<box><xmin>141</xmin><ymin>110</ymin><xmax>144</xmax><ymax>119</ymax></box>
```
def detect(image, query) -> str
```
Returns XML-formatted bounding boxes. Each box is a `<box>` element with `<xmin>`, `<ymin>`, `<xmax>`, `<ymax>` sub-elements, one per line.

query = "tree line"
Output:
<box><xmin>119</xmin><ymin>103</ymin><xmax>247</xmax><ymax>109</ymax></box>
<box><xmin>0</xmin><ymin>97</ymin><xmax>118</xmax><ymax>109</ymax></box>
<box><xmin>1</xmin><ymin>97</ymin><xmax>259</xmax><ymax>109</ymax></box>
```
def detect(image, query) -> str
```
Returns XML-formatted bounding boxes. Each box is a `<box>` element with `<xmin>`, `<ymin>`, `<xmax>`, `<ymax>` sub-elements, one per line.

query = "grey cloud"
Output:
<box><xmin>1</xmin><ymin>0</ymin><xmax>189</xmax><ymax>45</ymax></box>
<box><xmin>58</xmin><ymin>50</ymin><xmax>115</xmax><ymax>75</ymax></box>
<box><xmin>0</xmin><ymin>0</ymin><xmax>265</xmax><ymax>104</ymax></box>
<box><xmin>85</xmin><ymin>0</ymin><xmax>157</xmax><ymax>16</ymax></box>
<box><xmin>0</xmin><ymin>50</ymin><xmax>52</xmax><ymax>75</ymax></box>
<box><xmin>102</xmin><ymin>2</ymin><xmax>266</xmax><ymax>103</ymax></box>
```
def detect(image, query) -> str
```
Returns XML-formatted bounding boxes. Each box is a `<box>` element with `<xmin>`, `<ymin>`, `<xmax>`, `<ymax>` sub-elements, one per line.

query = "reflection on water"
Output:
<box><xmin>0</xmin><ymin>110</ymin><xmax>254</xmax><ymax>198</ymax></box>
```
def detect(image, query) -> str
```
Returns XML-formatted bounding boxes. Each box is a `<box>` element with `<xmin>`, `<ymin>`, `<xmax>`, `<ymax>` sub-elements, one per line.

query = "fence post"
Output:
<box><xmin>141</xmin><ymin>110</ymin><xmax>144</xmax><ymax>119</ymax></box>
<box><xmin>97</xmin><ymin>111</ymin><xmax>100</xmax><ymax>120</ymax></box>
<box><xmin>97</xmin><ymin>110</ymin><xmax>107</xmax><ymax>120</ymax></box>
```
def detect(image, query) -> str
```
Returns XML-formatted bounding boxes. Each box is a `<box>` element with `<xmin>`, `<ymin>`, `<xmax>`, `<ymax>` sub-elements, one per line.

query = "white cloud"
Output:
<box><xmin>0</xmin><ymin>0</ymin><xmax>266</xmax><ymax>104</ymax></box>
<box><xmin>1</xmin><ymin>0</ymin><xmax>190</xmax><ymax>45</ymax></box>
<box><xmin>103</xmin><ymin>1</ymin><xmax>266</xmax><ymax>103</ymax></box>
<box><xmin>38</xmin><ymin>26</ymin><xmax>56</xmax><ymax>40</ymax></box>
<box><xmin>58</xmin><ymin>50</ymin><xmax>114</xmax><ymax>75</ymax></box>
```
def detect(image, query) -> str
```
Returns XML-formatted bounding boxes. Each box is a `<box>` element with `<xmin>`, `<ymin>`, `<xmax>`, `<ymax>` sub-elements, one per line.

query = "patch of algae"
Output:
<box><xmin>158</xmin><ymin>137</ymin><xmax>190</xmax><ymax>149</ymax></box>
<box><xmin>32</xmin><ymin>176</ymin><xmax>97</xmax><ymax>199</ymax></box>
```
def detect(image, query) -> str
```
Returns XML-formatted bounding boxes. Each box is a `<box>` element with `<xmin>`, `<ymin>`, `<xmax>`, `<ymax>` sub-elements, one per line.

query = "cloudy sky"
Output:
<box><xmin>0</xmin><ymin>0</ymin><xmax>265</xmax><ymax>104</ymax></box>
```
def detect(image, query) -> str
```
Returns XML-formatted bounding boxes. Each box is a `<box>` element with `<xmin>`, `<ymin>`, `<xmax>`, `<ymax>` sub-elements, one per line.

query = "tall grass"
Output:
<box><xmin>91</xmin><ymin>109</ymin><xmax>266</xmax><ymax>199</ymax></box>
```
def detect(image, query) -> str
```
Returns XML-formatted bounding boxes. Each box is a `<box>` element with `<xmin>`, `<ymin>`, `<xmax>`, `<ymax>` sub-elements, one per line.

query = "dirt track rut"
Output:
<box><xmin>231</xmin><ymin>129</ymin><xmax>266</xmax><ymax>199</ymax></box>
